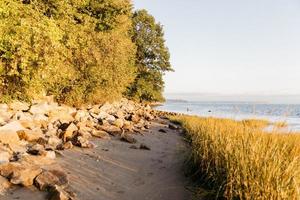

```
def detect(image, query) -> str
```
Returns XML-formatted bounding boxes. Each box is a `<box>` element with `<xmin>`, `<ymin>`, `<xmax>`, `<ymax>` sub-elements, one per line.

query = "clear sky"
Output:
<box><xmin>133</xmin><ymin>0</ymin><xmax>300</xmax><ymax>97</ymax></box>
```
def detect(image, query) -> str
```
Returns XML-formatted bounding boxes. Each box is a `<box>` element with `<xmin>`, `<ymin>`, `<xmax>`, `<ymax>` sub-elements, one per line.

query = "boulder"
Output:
<box><xmin>113</xmin><ymin>119</ymin><xmax>124</xmax><ymax>128</ymax></box>
<box><xmin>48</xmin><ymin>109</ymin><xmax>74</xmax><ymax>124</ymax></box>
<box><xmin>0</xmin><ymin>162</ymin><xmax>42</xmax><ymax>187</ymax></box>
<box><xmin>0</xmin><ymin>130</ymin><xmax>21</xmax><ymax>145</ymax></box>
<box><xmin>72</xmin><ymin>136</ymin><xmax>93</xmax><ymax>148</ymax></box>
<box><xmin>74</xmin><ymin>110</ymin><xmax>88</xmax><ymax>121</ymax></box>
<box><xmin>91</xmin><ymin>130</ymin><xmax>111</xmax><ymax>140</ymax></box>
<box><xmin>48</xmin><ymin>136</ymin><xmax>62</xmax><ymax>149</ymax></box>
<box><xmin>12</xmin><ymin>112</ymin><xmax>33</xmax><ymax>121</ymax></box>
<box><xmin>0</xmin><ymin>121</ymin><xmax>25</xmax><ymax>132</ymax></box>
<box><xmin>98</xmin><ymin>125</ymin><xmax>122</xmax><ymax>136</ymax></box>
<box><xmin>77</xmin><ymin>130</ymin><xmax>92</xmax><ymax>140</ymax></box>
<box><xmin>27</xmin><ymin>144</ymin><xmax>44</xmax><ymax>155</ymax></box>
<box><xmin>8</xmin><ymin>101</ymin><xmax>30</xmax><ymax>112</ymax></box>
<box><xmin>0</xmin><ymin>176</ymin><xmax>11</xmax><ymax>195</ymax></box>
<box><xmin>120</xmin><ymin>134</ymin><xmax>137</xmax><ymax>144</ymax></box>
<box><xmin>29</xmin><ymin>102</ymin><xmax>58</xmax><ymax>115</ymax></box>
<box><xmin>62</xmin><ymin>141</ymin><xmax>73</xmax><ymax>150</ymax></box>
<box><xmin>0</xmin><ymin>151</ymin><xmax>10</xmax><ymax>164</ymax></box>
<box><xmin>35</xmin><ymin>170</ymin><xmax>68</xmax><ymax>191</ymax></box>
<box><xmin>62</xmin><ymin>123</ymin><xmax>78</xmax><ymax>142</ymax></box>
<box><xmin>17</xmin><ymin>129</ymin><xmax>44</xmax><ymax>142</ymax></box>
<box><xmin>49</xmin><ymin>185</ymin><xmax>71</xmax><ymax>200</ymax></box>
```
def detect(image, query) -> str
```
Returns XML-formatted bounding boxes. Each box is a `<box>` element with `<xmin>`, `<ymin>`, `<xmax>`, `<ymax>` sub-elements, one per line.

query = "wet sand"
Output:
<box><xmin>2</xmin><ymin>120</ymin><xmax>192</xmax><ymax>200</ymax></box>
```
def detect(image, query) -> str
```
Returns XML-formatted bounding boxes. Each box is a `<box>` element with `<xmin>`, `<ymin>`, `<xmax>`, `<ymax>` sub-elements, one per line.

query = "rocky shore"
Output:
<box><xmin>0</xmin><ymin>97</ymin><xmax>171</xmax><ymax>200</ymax></box>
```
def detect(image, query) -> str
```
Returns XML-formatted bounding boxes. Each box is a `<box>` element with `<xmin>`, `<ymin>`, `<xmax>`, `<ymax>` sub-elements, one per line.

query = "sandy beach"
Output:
<box><xmin>2</xmin><ymin>119</ymin><xmax>192</xmax><ymax>200</ymax></box>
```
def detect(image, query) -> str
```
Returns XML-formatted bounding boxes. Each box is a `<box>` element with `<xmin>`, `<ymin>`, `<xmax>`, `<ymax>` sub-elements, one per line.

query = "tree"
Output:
<box><xmin>128</xmin><ymin>9</ymin><xmax>172</xmax><ymax>102</ymax></box>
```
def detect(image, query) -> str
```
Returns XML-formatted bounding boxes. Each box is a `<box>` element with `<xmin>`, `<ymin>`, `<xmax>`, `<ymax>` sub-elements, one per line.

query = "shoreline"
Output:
<box><xmin>0</xmin><ymin>98</ymin><xmax>194</xmax><ymax>200</ymax></box>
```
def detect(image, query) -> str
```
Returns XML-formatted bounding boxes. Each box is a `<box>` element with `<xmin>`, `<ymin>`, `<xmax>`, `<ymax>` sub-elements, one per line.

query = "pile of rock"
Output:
<box><xmin>0</xmin><ymin>97</ymin><xmax>157</xmax><ymax>199</ymax></box>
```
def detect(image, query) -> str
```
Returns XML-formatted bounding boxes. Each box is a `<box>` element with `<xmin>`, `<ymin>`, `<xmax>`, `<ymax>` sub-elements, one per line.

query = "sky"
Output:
<box><xmin>133</xmin><ymin>0</ymin><xmax>300</xmax><ymax>101</ymax></box>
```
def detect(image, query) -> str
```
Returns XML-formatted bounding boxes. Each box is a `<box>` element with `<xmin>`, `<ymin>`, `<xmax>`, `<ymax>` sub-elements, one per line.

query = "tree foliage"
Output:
<box><xmin>0</xmin><ymin>0</ymin><xmax>136</xmax><ymax>105</ymax></box>
<box><xmin>0</xmin><ymin>1</ymin><xmax>171</xmax><ymax>105</ymax></box>
<box><xmin>127</xmin><ymin>9</ymin><xmax>172</xmax><ymax>102</ymax></box>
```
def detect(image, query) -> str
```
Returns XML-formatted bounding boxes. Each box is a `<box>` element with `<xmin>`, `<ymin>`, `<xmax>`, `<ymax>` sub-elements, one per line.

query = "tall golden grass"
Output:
<box><xmin>171</xmin><ymin>115</ymin><xmax>300</xmax><ymax>199</ymax></box>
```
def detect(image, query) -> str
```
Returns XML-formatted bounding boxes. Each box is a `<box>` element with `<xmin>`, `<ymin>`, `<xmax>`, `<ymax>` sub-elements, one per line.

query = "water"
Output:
<box><xmin>157</xmin><ymin>100</ymin><xmax>300</xmax><ymax>131</ymax></box>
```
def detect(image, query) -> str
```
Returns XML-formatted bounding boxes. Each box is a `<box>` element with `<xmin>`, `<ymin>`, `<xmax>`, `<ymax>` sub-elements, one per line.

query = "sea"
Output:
<box><xmin>156</xmin><ymin>100</ymin><xmax>300</xmax><ymax>131</ymax></box>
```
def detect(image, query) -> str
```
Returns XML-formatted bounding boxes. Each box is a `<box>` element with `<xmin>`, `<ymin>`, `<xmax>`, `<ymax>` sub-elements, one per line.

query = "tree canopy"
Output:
<box><xmin>127</xmin><ymin>9</ymin><xmax>172</xmax><ymax>102</ymax></box>
<box><xmin>0</xmin><ymin>1</ymin><xmax>171</xmax><ymax>105</ymax></box>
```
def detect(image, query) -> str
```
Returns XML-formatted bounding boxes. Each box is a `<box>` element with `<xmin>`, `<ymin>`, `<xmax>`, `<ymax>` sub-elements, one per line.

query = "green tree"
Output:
<box><xmin>128</xmin><ymin>9</ymin><xmax>172</xmax><ymax>102</ymax></box>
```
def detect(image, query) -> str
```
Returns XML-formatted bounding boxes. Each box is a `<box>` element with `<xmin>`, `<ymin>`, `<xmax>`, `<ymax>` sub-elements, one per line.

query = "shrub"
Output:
<box><xmin>0</xmin><ymin>0</ymin><xmax>136</xmax><ymax>105</ymax></box>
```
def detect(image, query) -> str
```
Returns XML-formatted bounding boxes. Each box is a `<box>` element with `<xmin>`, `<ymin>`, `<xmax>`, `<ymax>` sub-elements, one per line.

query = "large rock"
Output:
<box><xmin>113</xmin><ymin>119</ymin><xmax>124</xmax><ymax>128</ymax></box>
<box><xmin>17</xmin><ymin>129</ymin><xmax>44</xmax><ymax>142</ymax></box>
<box><xmin>0</xmin><ymin>130</ymin><xmax>21</xmax><ymax>145</ymax></box>
<box><xmin>0</xmin><ymin>151</ymin><xmax>10</xmax><ymax>164</ymax></box>
<box><xmin>120</xmin><ymin>134</ymin><xmax>137</xmax><ymax>144</ymax></box>
<box><xmin>48</xmin><ymin>108</ymin><xmax>75</xmax><ymax>124</ymax></box>
<box><xmin>0</xmin><ymin>121</ymin><xmax>26</xmax><ymax>132</ymax></box>
<box><xmin>0</xmin><ymin>176</ymin><xmax>11</xmax><ymax>195</ymax></box>
<box><xmin>49</xmin><ymin>185</ymin><xmax>71</xmax><ymax>200</ymax></box>
<box><xmin>98</xmin><ymin>125</ymin><xmax>122</xmax><ymax>136</ymax></box>
<box><xmin>29</xmin><ymin>102</ymin><xmax>58</xmax><ymax>115</ymax></box>
<box><xmin>62</xmin><ymin>123</ymin><xmax>78</xmax><ymax>142</ymax></box>
<box><xmin>91</xmin><ymin>130</ymin><xmax>110</xmax><ymax>140</ymax></box>
<box><xmin>8</xmin><ymin>101</ymin><xmax>30</xmax><ymax>112</ymax></box>
<box><xmin>35</xmin><ymin>170</ymin><xmax>68</xmax><ymax>191</ymax></box>
<box><xmin>71</xmin><ymin>136</ymin><xmax>93</xmax><ymax>148</ymax></box>
<box><xmin>0</xmin><ymin>162</ymin><xmax>42</xmax><ymax>187</ymax></box>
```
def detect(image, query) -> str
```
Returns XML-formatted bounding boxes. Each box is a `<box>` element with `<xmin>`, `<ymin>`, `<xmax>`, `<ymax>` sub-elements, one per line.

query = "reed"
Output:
<box><xmin>171</xmin><ymin>115</ymin><xmax>300</xmax><ymax>199</ymax></box>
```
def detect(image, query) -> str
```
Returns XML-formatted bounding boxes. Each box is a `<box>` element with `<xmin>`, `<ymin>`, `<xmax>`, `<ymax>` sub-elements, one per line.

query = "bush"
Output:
<box><xmin>0</xmin><ymin>0</ymin><xmax>136</xmax><ymax>105</ymax></box>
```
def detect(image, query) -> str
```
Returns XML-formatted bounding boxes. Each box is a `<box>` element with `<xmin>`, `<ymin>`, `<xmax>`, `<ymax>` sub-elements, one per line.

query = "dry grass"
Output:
<box><xmin>171</xmin><ymin>115</ymin><xmax>300</xmax><ymax>200</ymax></box>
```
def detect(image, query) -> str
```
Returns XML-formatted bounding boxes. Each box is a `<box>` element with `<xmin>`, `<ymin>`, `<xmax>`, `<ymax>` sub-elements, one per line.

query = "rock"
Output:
<box><xmin>62</xmin><ymin>141</ymin><xmax>73</xmax><ymax>150</ymax></box>
<box><xmin>98</xmin><ymin>125</ymin><xmax>122</xmax><ymax>136</ymax></box>
<box><xmin>0</xmin><ymin>162</ymin><xmax>42</xmax><ymax>187</ymax></box>
<box><xmin>27</xmin><ymin>144</ymin><xmax>44</xmax><ymax>155</ymax></box>
<box><xmin>48</xmin><ymin>136</ymin><xmax>62</xmax><ymax>149</ymax></box>
<box><xmin>0</xmin><ymin>130</ymin><xmax>20</xmax><ymax>145</ymax></box>
<box><xmin>49</xmin><ymin>185</ymin><xmax>71</xmax><ymax>200</ymax></box>
<box><xmin>120</xmin><ymin>134</ymin><xmax>137</xmax><ymax>144</ymax></box>
<box><xmin>113</xmin><ymin>119</ymin><xmax>124</xmax><ymax>128</ymax></box>
<box><xmin>140</xmin><ymin>143</ymin><xmax>151</xmax><ymax>150</ymax></box>
<box><xmin>29</xmin><ymin>102</ymin><xmax>58</xmax><ymax>115</ymax></box>
<box><xmin>17</xmin><ymin>129</ymin><xmax>44</xmax><ymax>142</ymax></box>
<box><xmin>76</xmin><ymin>130</ymin><xmax>92</xmax><ymax>140</ymax></box>
<box><xmin>35</xmin><ymin>170</ymin><xmax>68</xmax><ymax>191</ymax></box>
<box><xmin>33</xmin><ymin>114</ymin><xmax>49</xmax><ymax>122</ymax></box>
<box><xmin>129</xmin><ymin>145</ymin><xmax>138</xmax><ymax>149</ymax></box>
<box><xmin>159</xmin><ymin>129</ymin><xmax>167</xmax><ymax>133</ymax></box>
<box><xmin>48</xmin><ymin>109</ymin><xmax>74</xmax><ymax>124</ymax></box>
<box><xmin>0</xmin><ymin>176</ymin><xmax>11</xmax><ymax>195</ymax></box>
<box><xmin>91</xmin><ymin>130</ymin><xmax>110</xmax><ymax>140</ymax></box>
<box><xmin>0</xmin><ymin>151</ymin><xmax>10</xmax><ymax>164</ymax></box>
<box><xmin>40</xmin><ymin>151</ymin><xmax>56</xmax><ymax>159</ymax></box>
<box><xmin>74</xmin><ymin>110</ymin><xmax>89</xmax><ymax>121</ymax></box>
<box><xmin>62</xmin><ymin>123</ymin><xmax>78</xmax><ymax>142</ymax></box>
<box><xmin>123</xmin><ymin>121</ymin><xmax>134</xmax><ymax>132</ymax></box>
<box><xmin>129</xmin><ymin>114</ymin><xmax>140</xmax><ymax>123</ymax></box>
<box><xmin>114</xmin><ymin>110</ymin><xmax>124</xmax><ymax>119</ymax></box>
<box><xmin>0</xmin><ymin>121</ymin><xmax>25</xmax><ymax>132</ymax></box>
<box><xmin>168</xmin><ymin>124</ymin><xmax>178</xmax><ymax>130</ymax></box>
<box><xmin>8</xmin><ymin>101</ymin><xmax>30</xmax><ymax>112</ymax></box>
<box><xmin>72</xmin><ymin>136</ymin><xmax>93</xmax><ymax>148</ymax></box>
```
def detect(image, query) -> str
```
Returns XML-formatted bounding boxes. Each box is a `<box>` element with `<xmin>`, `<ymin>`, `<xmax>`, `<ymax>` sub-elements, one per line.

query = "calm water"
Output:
<box><xmin>157</xmin><ymin>101</ymin><xmax>300</xmax><ymax>131</ymax></box>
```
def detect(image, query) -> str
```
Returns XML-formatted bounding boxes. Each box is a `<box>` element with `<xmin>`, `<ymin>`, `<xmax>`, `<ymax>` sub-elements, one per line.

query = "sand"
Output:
<box><xmin>2</xmin><ymin>120</ymin><xmax>192</xmax><ymax>200</ymax></box>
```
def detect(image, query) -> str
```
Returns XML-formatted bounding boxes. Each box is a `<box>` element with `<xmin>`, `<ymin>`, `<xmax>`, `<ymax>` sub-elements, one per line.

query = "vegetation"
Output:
<box><xmin>171</xmin><ymin>115</ymin><xmax>300</xmax><ymax>200</ymax></box>
<box><xmin>127</xmin><ymin>9</ymin><xmax>172</xmax><ymax>102</ymax></box>
<box><xmin>0</xmin><ymin>1</ymin><xmax>170</xmax><ymax>105</ymax></box>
